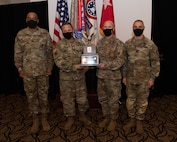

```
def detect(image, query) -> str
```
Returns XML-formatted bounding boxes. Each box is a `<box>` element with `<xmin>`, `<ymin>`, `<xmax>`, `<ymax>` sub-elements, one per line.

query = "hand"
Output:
<box><xmin>46</xmin><ymin>69</ymin><xmax>52</xmax><ymax>76</ymax></box>
<box><xmin>148</xmin><ymin>79</ymin><xmax>154</xmax><ymax>88</ymax></box>
<box><xmin>19</xmin><ymin>70</ymin><xmax>25</xmax><ymax>78</ymax></box>
<box><xmin>122</xmin><ymin>78</ymin><xmax>126</xmax><ymax>85</ymax></box>
<box><xmin>74</xmin><ymin>64</ymin><xmax>82</xmax><ymax>70</ymax></box>
<box><xmin>98</xmin><ymin>63</ymin><xmax>106</xmax><ymax>69</ymax></box>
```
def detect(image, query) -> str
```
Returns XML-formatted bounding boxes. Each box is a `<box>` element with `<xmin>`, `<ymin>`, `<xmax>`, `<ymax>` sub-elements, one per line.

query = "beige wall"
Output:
<box><xmin>0</xmin><ymin>0</ymin><xmax>10</xmax><ymax>5</ymax></box>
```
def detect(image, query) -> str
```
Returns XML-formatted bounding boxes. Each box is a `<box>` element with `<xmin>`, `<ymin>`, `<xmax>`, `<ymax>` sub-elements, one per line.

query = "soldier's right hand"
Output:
<box><xmin>122</xmin><ymin>78</ymin><xmax>126</xmax><ymax>85</ymax></box>
<box><xmin>74</xmin><ymin>64</ymin><xmax>82</xmax><ymax>70</ymax></box>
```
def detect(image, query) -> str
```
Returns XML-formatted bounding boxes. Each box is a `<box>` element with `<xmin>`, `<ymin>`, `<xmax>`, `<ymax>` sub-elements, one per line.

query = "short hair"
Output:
<box><xmin>26</xmin><ymin>12</ymin><xmax>38</xmax><ymax>19</ymax></box>
<box><xmin>133</xmin><ymin>19</ymin><xmax>144</xmax><ymax>25</ymax></box>
<box><xmin>61</xmin><ymin>22</ymin><xmax>73</xmax><ymax>28</ymax></box>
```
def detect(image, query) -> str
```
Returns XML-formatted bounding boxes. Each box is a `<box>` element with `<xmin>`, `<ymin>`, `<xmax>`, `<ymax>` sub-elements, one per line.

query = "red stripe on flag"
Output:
<box><xmin>53</xmin><ymin>0</ymin><xmax>69</xmax><ymax>45</ymax></box>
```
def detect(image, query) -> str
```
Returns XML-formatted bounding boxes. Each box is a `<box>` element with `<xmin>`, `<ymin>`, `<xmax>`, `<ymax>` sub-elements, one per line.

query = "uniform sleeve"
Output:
<box><xmin>150</xmin><ymin>42</ymin><xmax>160</xmax><ymax>80</ymax></box>
<box><xmin>46</xmin><ymin>33</ymin><xmax>54</xmax><ymax>71</ymax></box>
<box><xmin>14</xmin><ymin>33</ymin><xmax>23</xmax><ymax>72</ymax></box>
<box><xmin>122</xmin><ymin>42</ymin><xmax>128</xmax><ymax>78</ymax></box>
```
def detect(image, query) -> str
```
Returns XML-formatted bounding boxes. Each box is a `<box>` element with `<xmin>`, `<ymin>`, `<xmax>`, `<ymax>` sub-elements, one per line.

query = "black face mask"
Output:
<box><xmin>26</xmin><ymin>20</ymin><xmax>37</xmax><ymax>28</ymax></box>
<box><xmin>103</xmin><ymin>29</ymin><xmax>113</xmax><ymax>36</ymax></box>
<box><xmin>133</xmin><ymin>29</ymin><xmax>144</xmax><ymax>36</ymax></box>
<box><xmin>63</xmin><ymin>32</ymin><xmax>73</xmax><ymax>39</ymax></box>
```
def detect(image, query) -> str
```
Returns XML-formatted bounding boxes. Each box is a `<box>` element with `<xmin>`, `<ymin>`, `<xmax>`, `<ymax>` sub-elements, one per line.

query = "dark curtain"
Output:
<box><xmin>0</xmin><ymin>1</ymin><xmax>50</xmax><ymax>95</ymax></box>
<box><xmin>152</xmin><ymin>1</ymin><xmax>177</xmax><ymax>95</ymax></box>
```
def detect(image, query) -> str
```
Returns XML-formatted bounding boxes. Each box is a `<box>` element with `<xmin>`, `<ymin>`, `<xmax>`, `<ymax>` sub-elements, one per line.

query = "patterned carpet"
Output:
<box><xmin>0</xmin><ymin>93</ymin><xmax>177</xmax><ymax>142</ymax></box>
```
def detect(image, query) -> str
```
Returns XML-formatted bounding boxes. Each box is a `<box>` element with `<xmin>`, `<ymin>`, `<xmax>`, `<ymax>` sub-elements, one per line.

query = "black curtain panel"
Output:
<box><xmin>0</xmin><ymin>1</ymin><xmax>50</xmax><ymax>95</ymax></box>
<box><xmin>152</xmin><ymin>1</ymin><xmax>177</xmax><ymax>95</ymax></box>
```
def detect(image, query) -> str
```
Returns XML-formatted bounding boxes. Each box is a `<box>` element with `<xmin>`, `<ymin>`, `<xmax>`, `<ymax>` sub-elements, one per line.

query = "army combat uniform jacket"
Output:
<box><xmin>122</xmin><ymin>36</ymin><xmax>160</xmax><ymax>83</ymax></box>
<box><xmin>14</xmin><ymin>27</ymin><xmax>53</xmax><ymax>77</ymax></box>
<box><xmin>96</xmin><ymin>35</ymin><xmax>126</xmax><ymax>80</ymax></box>
<box><xmin>53</xmin><ymin>38</ymin><xmax>85</xmax><ymax>81</ymax></box>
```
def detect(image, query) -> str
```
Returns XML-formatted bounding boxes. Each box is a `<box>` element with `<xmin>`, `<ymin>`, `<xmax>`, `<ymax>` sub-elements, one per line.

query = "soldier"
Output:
<box><xmin>14</xmin><ymin>12</ymin><xmax>53</xmax><ymax>134</ymax></box>
<box><xmin>96</xmin><ymin>20</ymin><xmax>126</xmax><ymax>131</ymax></box>
<box><xmin>53</xmin><ymin>22</ymin><xmax>93</xmax><ymax>130</ymax></box>
<box><xmin>122</xmin><ymin>20</ymin><xmax>160</xmax><ymax>133</ymax></box>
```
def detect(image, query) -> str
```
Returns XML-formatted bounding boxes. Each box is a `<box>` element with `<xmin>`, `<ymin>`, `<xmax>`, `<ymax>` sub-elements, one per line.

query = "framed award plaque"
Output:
<box><xmin>81</xmin><ymin>45</ymin><xmax>99</xmax><ymax>66</ymax></box>
<box><xmin>81</xmin><ymin>54</ymin><xmax>99</xmax><ymax>66</ymax></box>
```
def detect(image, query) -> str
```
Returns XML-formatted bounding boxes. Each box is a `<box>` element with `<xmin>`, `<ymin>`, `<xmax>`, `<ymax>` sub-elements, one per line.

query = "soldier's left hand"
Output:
<box><xmin>98</xmin><ymin>63</ymin><xmax>106</xmax><ymax>69</ymax></box>
<box><xmin>46</xmin><ymin>69</ymin><xmax>52</xmax><ymax>76</ymax></box>
<box><xmin>148</xmin><ymin>79</ymin><xmax>154</xmax><ymax>88</ymax></box>
<box><xmin>122</xmin><ymin>78</ymin><xmax>127</xmax><ymax>85</ymax></box>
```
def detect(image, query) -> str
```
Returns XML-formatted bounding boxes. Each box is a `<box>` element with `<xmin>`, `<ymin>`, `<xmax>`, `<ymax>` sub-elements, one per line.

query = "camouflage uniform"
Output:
<box><xmin>53</xmin><ymin>38</ymin><xmax>89</xmax><ymax>117</ymax></box>
<box><xmin>122</xmin><ymin>36</ymin><xmax>160</xmax><ymax>120</ymax></box>
<box><xmin>96</xmin><ymin>35</ymin><xmax>126</xmax><ymax>119</ymax></box>
<box><xmin>14</xmin><ymin>27</ymin><xmax>53</xmax><ymax>115</ymax></box>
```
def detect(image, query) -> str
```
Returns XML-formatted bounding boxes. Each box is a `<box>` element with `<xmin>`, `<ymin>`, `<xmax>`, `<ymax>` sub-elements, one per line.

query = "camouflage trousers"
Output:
<box><xmin>23</xmin><ymin>75</ymin><xmax>49</xmax><ymax>115</ymax></box>
<box><xmin>60</xmin><ymin>79</ymin><xmax>89</xmax><ymax>117</ymax></box>
<box><xmin>97</xmin><ymin>78</ymin><xmax>122</xmax><ymax>119</ymax></box>
<box><xmin>125</xmin><ymin>81</ymin><xmax>149</xmax><ymax>120</ymax></box>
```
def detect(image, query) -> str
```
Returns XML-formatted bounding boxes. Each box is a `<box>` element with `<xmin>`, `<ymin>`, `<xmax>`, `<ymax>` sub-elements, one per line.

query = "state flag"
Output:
<box><xmin>100</xmin><ymin>0</ymin><xmax>115</xmax><ymax>36</ymax></box>
<box><xmin>85</xmin><ymin>0</ymin><xmax>99</xmax><ymax>45</ymax></box>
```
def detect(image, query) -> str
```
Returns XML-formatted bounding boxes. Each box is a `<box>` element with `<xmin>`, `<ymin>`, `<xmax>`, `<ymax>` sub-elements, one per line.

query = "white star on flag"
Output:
<box><xmin>53</xmin><ymin>0</ymin><xmax>69</xmax><ymax>45</ymax></box>
<box><xmin>100</xmin><ymin>0</ymin><xmax>115</xmax><ymax>36</ymax></box>
<box><xmin>103</xmin><ymin>0</ymin><xmax>112</xmax><ymax>9</ymax></box>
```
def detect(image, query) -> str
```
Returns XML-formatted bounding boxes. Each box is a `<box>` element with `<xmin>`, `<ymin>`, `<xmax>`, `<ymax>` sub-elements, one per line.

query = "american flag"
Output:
<box><xmin>53</xmin><ymin>0</ymin><xmax>69</xmax><ymax>45</ymax></box>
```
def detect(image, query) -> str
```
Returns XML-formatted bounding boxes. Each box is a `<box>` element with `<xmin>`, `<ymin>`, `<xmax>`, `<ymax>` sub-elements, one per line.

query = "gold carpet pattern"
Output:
<box><xmin>0</xmin><ymin>94</ymin><xmax>177</xmax><ymax>142</ymax></box>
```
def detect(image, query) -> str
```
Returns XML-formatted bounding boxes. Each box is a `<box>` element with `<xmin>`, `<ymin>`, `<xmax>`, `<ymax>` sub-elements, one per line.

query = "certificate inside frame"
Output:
<box><xmin>81</xmin><ymin>54</ymin><xmax>99</xmax><ymax>66</ymax></box>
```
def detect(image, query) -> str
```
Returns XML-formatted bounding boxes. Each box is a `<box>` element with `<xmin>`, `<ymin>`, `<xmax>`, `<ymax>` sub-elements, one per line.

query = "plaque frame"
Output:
<box><xmin>81</xmin><ymin>54</ymin><xmax>99</xmax><ymax>66</ymax></box>
<box><xmin>80</xmin><ymin>31</ymin><xmax>99</xmax><ymax>66</ymax></box>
